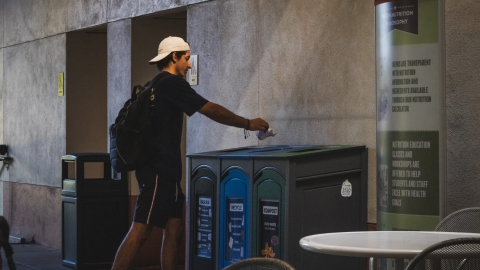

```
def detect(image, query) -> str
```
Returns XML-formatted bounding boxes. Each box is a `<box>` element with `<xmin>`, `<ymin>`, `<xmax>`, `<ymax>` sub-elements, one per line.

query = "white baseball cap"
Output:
<box><xmin>149</xmin><ymin>36</ymin><xmax>190</xmax><ymax>64</ymax></box>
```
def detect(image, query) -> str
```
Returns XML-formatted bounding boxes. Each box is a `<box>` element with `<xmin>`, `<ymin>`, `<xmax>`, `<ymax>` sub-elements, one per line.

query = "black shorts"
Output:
<box><xmin>133</xmin><ymin>164</ymin><xmax>184</xmax><ymax>228</ymax></box>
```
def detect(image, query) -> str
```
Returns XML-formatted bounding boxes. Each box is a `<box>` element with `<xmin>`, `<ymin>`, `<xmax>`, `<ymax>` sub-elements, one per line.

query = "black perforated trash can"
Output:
<box><xmin>61</xmin><ymin>153</ymin><xmax>128</xmax><ymax>269</ymax></box>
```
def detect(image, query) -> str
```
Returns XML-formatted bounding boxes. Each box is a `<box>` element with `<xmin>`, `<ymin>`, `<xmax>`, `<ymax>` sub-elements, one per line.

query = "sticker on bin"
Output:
<box><xmin>341</xmin><ymin>179</ymin><xmax>352</xmax><ymax>197</ymax></box>
<box><xmin>197</xmin><ymin>196</ymin><xmax>212</xmax><ymax>258</ymax></box>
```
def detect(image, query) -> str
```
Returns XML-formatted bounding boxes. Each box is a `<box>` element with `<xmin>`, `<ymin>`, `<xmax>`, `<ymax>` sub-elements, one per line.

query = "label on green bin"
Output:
<box><xmin>227</xmin><ymin>198</ymin><xmax>244</xmax><ymax>262</ymax></box>
<box><xmin>196</xmin><ymin>196</ymin><xmax>212</xmax><ymax>258</ymax></box>
<box><xmin>260</xmin><ymin>200</ymin><xmax>280</xmax><ymax>258</ymax></box>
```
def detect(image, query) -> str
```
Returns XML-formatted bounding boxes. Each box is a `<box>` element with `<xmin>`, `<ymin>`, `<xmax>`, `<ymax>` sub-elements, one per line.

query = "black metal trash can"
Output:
<box><xmin>61</xmin><ymin>153</ymin><xmax>128</xmax><ymax>269</ymax></box>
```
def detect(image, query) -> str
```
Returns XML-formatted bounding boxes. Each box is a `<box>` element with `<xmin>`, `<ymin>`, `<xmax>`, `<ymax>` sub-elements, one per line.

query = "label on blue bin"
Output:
<box><xmin>227</xmin><ymin>198</ymin><xmax>244</xmax><ymax>262</ymax></box>
<box><xmin>260</xmin><ymin>200</ymin><xmax>280</xmax><ymax>258</ymax></box>
<box><xmin>197</xmin><ymin>196</ymin><xmax>212</xmax><ymax>258</ymax></box>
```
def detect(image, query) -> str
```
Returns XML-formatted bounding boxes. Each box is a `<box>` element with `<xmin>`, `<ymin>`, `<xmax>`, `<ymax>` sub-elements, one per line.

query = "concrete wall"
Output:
<box><xmin>186</xmin><ymin>0</ymin><xmax>377</xmax><ymax>220</ymax></box>
<box><xmin>0</xmin><ymin>48</ymin><xmax>3</xmax><ymax>147</ymax></box>
<box><xmin>4</xmin><ymin>35</ymin><xmax>66</xmax><ymax>187</ymax></box>
<box><xmin>0</xmin><ymin>0</ymin><xmax>4</xmax><ymax>216</ymax></box>
<box><xmin>0</xmin><ymin>0</ymin><xmax>3</xmax><ymax>215</ymax></box>
<box><xmin>0</xmin><ymin>0</ymin><xmax>3</xmax><ymax>48</ymax></box>
<box><xmin>3</xmin><ymin>34</ymin><xmax>66</xmax><ymax>246</ymax></box>
<box><xmin>107</xmin><ymin>19</ymin><xmax>132</xmax><ymax>135</ymax></box>
<box><xmin>108</xmin><ymin>0</ymin><xmax>207</xmax><ymax>21</ymax></box>
<box><xmin>445</xmin><ymin>0</ymin><xmax>480</xmax><ymax>214</ymax></box>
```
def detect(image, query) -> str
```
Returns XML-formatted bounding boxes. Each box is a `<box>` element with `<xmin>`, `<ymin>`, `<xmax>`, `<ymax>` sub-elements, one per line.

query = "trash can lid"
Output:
<box><xmin>62</xmin><ymin>153</ymin><xmax>110</xmax><ymax>162</ymax></box>
<box><xmin>253</xmin><ymin>145</ymin><xmax>366</xmax><ymax>159</ymax></box>
<box><xmin>187</xmin><ymin>145</ymin><xmax>291</xmax><ymax>158</ymax></box>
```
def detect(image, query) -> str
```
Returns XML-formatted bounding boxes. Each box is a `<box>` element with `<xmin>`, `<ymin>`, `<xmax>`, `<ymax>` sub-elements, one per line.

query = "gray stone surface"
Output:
<box><xmin>66</xmin><ymin>0</ymin><xmax>107</xmax><ymax>32</ymax></box>
<box><xmin>3</xmin><ymin>35</ymin><xmax>66</xmax><ymax>187</ymax></box>
<box><xmin>0</xmin><ymin>48</ymin><xmax>3</xmax><ymax>144</ymax></box>
<box><xmin>186</xmin><ymin>0</ymin><xmax>376</xmax><ymax>221</ymax></box>
<box><xmin>257</xmin><ymin>0</ymin><xmax>375</xmax><ymax>140</ymax></box>
<box><xmin>187</xmin><ymin>0</ymin><xmax>261</xmax><ymax>154</ymax></box>
<box><xmin>108</xmin><ymin>0</ymin><xmax>209</xmax><ymax>22</ymax></box>
<box><xmin>0</xmin><ymin>181</ymin><xmax>3</xmax><ymax>216</ymax></box>
<box><xmin>445</xmin><ymin>0</ymin><xmax>480</xmax><ymax>215</ymax></box>
<box><xmin>0</xmin><ymin>0</ymin><xmax>4</xmax><ymax>48</ymax></box>
<box><xmin>139</xmin><ymin>0</ymin><xmax>209</xmax><ymax>15</ymax></box>
<box><xmin>108</xmin><ymin>0</ymin><xmax>138</xmax><ymax>21</ymax></box>
<box><xmin>3</xmin><ymin>182</ymin><xmax>62</xmax><ymax>248</ymax></box>
<box><xmin>108</xmin><ymin>19</ymin><xmax>132</xmax><ymax>128</ymax></box>
<box><xmin>3</xmin><ymin>0</ymin><xmax>67</xmax><ymax>46</ymax></box>
<box><xmin>3</xmin><ymin>0</ymin><xmax>107</xmax><ymax>46</ymax></box>
<box><xmin>0</xmin><ymin>48</ymin><xmax>7</xmax><ymax>183</ymax></box>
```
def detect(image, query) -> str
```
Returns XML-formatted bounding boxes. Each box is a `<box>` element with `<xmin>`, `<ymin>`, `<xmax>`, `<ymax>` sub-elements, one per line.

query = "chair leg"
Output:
<box><xmin>369</xmin><ymin>257</ymin><xmax>375</xmax><ymax>270</ymax></box>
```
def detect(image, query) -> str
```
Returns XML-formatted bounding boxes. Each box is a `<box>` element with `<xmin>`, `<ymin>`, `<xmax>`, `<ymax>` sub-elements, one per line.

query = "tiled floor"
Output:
<box><xmin>1</xmin><ymin>244</ymin><xmax>176</xmax><ymax>270</ymax></box>
<box><xmin>2</xmin><ymin>244</ymin><xmax>71</xmax><ymax>270</ymax></box>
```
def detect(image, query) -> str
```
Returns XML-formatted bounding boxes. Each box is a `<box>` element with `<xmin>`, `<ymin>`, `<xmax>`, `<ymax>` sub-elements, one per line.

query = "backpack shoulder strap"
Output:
<box><xmin>145</xmin><ymin>71</ymin><xmax>171</xmax><ymax>91</ymax></box>
<box><xmin>131</xmin><ymin>72</ymin><xmax>171</xmax><ymax>100</ymax></box>
<box><xmin>131</xmin><ymin>85</ymin><xmax>145</xmax><ymax>100</ymax></box>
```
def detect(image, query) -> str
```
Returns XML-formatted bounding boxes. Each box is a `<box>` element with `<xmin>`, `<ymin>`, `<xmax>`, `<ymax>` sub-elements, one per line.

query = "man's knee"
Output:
<box><xmin>128</xmin><ymin>222</ymin><xmax>153</xmax><ymax>243</ymax></box>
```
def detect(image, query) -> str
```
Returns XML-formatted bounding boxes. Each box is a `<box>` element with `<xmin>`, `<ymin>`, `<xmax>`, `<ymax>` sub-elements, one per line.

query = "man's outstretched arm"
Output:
<box><xmin>198</xmin><ymin>102</ymin><xmax>269</xmax><ymax>131</ymax></box>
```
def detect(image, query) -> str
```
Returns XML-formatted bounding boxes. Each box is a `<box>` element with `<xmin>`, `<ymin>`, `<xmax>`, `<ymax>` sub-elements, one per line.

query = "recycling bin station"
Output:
<box><xmin>61</xmin><ymin>153</ymin><xmax>128</xmax><ymax>269</ymax></box>
<box><xmin>186</xmin><ymin>145</ymin><xmax>368</xmax><ymax>270</ymax></box>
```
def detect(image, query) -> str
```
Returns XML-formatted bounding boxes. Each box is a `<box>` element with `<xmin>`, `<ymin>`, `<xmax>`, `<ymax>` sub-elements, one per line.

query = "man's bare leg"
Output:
<box><xmin>111</xmin><ymin>222</ymin><xmax>153</xmax><ymax>270</ymax></box>
<box><xmin>161</xmin><ymin>217</ymin><xmax>183</xmax><ymax>270</ymax></box>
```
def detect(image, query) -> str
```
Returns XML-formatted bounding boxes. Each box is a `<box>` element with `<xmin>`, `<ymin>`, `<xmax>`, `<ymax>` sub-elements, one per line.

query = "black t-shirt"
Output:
<box><xmin>150</xmin><ymin>72</ymin><xmax>208</xmax><ymax>182</ymax></box>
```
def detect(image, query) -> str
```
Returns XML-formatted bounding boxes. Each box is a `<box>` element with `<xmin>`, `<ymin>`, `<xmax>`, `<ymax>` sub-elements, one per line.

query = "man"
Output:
<box><xmin>112</xmin><ymin>36</ymin><xmax>269</xmax><ymax>270</ymax></box>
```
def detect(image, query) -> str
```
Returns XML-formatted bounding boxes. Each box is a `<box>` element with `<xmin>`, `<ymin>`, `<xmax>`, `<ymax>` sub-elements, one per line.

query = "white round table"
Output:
<box><xmin>299</xmin><ymin>231</ymin><xmax>480</xmax><ymax>270</ymax></box>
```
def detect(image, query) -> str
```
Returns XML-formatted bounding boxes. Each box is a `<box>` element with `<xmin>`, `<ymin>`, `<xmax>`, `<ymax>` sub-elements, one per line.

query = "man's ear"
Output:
<box><xmin>172</xmin><ymin>52</ymin><xmax>177</xmax><ymax>64</ymax></box>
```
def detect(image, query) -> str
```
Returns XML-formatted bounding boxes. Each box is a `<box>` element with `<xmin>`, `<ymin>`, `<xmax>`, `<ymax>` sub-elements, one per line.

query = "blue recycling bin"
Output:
<box><xmin>219</xmin><ymin>169</ymin><xmax>251</xmax><ymax>269</ymax></box>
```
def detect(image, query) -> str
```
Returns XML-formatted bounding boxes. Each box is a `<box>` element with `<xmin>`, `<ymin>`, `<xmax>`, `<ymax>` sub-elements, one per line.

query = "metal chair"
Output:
<box><xmin>222</xmin><ymin>257</ymin><xmax>295</xmax><ymax>270</ymax></box>
<box><xmin>435</xmin><ymin>207</ymin><xmax>480</xmax><ymax>233</ymax></box>
<box><xmin>405</xmin><ymin>238</ymin><xmax>480</xmax><ymax>270</ymax></box>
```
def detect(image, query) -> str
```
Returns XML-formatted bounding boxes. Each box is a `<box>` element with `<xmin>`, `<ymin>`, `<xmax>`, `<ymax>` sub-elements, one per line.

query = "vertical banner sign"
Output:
<box><xmin>376</xmin><ymin>0</ymin><xmax>445</xmax><ymax>235</ymax></box>
<box><xmin>197</xmin><ymin>196</ymin><xmax>212</xmax><ymax>258</ymax></box>
<box><xmin>227</xmin><ymin>198</ymin><xmax>244</xmax><ymax>262</ymax></box>
<box><xmin>260</xmin><ymin>200</ymin><xmax>280</xmax><ymax>258</ymax></box>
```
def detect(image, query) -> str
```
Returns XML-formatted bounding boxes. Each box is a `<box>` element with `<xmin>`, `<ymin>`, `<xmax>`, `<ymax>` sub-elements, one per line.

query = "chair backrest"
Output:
<box><xmin>222</xmin><ymin>257</ymin><xmax>295</xmax><ymax>270</ymax></box>
<box><xmin>435</xmin><ymin>207</ymin><xmax>480</xmax><ymax>233</ymax></box>
<box><xmin>405</xmin><ymin>238</ymin><xmax>480</xmax><ymax>270</ymax></box>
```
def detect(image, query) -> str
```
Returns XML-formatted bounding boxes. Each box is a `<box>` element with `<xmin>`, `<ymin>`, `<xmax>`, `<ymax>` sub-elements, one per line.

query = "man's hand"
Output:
<box><xmin>247</xmin><ymin>118</ymin><xmax>269</xmax><ymax>132</ymax></box>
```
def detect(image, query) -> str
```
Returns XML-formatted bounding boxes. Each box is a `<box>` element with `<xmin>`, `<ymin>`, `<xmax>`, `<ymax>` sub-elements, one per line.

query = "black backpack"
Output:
<box><xmin>109</xmin><ymin>73</ymin><xmax>167</xmax><ymax>172</ymax></box>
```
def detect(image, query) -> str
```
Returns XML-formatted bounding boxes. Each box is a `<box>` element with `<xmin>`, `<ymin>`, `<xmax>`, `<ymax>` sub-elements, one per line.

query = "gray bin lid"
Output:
<box><xmin>187</xmin><ymin>145</ymin><xmax>366</xmax><ymax>159</ymax></box>
<box><xmin>62</xmin><ymin>152</ymin><xmax>109</xmax><ymax>162</ymax></box>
